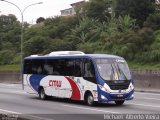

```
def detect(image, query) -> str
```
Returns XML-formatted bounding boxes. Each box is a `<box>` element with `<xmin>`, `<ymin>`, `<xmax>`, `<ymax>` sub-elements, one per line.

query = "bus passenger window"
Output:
<box><xmin>52</xmin><ymin>65</ymin><xmax>60</xmax><ymax>75</ymax></box>
<box><xmin>75</xmin><ymin>59</ymin><xmax>83</xmax><ymax>77</ymax></box>
<box><xmin>43</xmin><ymin>60</ymin><xmax>53</xmax><ymax>75</ymax></box>
<box><xmin>66</xmin><ymin>59</ymin><xmax>75</xmax><ymax>76</ymax></box>
<box><xmin>24</xmin><ymin>60</ymin><xmax>32</xmax><ymax>74</ymax></box>
<box><xmin>31</xmin><ymin>60</ymin><xmax>43</xmax><ymax>74</ymax></box>
<box><xmin>54</xmin><ymin>59</ymin><xmax>66</xmax><ymax>76</ymax></box>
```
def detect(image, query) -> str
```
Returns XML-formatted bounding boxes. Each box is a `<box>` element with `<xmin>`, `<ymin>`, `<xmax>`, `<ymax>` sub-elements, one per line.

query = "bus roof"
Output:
<box><xmin>24</xmin><ymin>54</ymin><xmax>123</xmax><ymax>60</ymax></box>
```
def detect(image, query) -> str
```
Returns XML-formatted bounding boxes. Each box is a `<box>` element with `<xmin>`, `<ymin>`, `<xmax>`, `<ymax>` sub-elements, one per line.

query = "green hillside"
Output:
<box><xmin>0</xmin><ymin>0</ymin><xmax>159</xmax><ymax>70</ymax></box>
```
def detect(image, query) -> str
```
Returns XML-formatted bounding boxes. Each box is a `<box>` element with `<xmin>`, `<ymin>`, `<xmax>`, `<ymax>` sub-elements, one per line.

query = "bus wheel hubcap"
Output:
<box><xmin>88</xmin><ymin>96</ymin><xmax>93</xmax><ymax>104</ymax></box>
<box><xmin>41</xmin><ymin>90</ymin><xmax>44</xmax><ymax>98</ymax></box>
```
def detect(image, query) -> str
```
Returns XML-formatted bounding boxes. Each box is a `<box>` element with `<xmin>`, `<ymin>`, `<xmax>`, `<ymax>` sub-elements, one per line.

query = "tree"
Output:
<box><xmin>23</xmin><ymin>36</ymin><xmax>51</xmax><ymax>56</ymax></box>
<box><xmin>0</xmin><ymin>50</ymin><xmax>14</xmax><ymax>65</ymax></box>
<box><xmin>36</xmin><ymin>17</ymin><xmax>45</xmax><ymax>24</ymax></box>
<box><xmin>0</xmin><ymin>14</ymin><xmax>21</xmax><ymax>64</ymax></box>
<box><xmin>70</xmin><ymin>17</ymin><xmax>99</xmax><ymax>46</ymax></box>
<box><xmin>83</xmin><ymin>0</ymin><xmax>112</xmax><ymax>22</ymax></box>
<box><xmin>117</xmin><ymin>15</ymin><xmax>136</xmax><ymax>32</ymax></box>
<box><xmin>114</xmin><ymin>0</ymin><xmax>156</xmax><ymax>27</ymax></box>
<box><xmin>144</xmin><ymin>13</ymin><xmax>160</xmax><ymax>30</ymax></box>
<box><xmin>0</xmin><ymin>14</ymin><xmax>19</xmax><ymax>32</ymax></box>
<box><xmin>44</xmin><ymin>16</ymin><xmax>78</xmax><ymax>39</ymax></box>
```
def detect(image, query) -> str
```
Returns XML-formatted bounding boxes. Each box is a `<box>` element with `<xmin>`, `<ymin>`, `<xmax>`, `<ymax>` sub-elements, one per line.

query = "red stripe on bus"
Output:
<box><xmin>65</xmin><ymin>77</ymin><xmax>81</xmax><ymax>100</ymax></box>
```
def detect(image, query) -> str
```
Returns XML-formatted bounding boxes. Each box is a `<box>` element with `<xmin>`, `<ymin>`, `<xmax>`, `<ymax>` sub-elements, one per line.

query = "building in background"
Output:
<box><xmin>60</xmin><ymin>8</ymin><xmax>72</xmax><ymax>16</ymax></box>
<box><xmin>61</xmin><ymin>1</ymin><xmax>85</xmax><ymax>16</ymax></box>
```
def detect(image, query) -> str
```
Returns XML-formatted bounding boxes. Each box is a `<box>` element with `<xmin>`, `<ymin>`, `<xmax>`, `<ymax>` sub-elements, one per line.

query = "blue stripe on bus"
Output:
<box><xmin>29</xmin><ymin>75</ymin><xmax>46</xmax><ymax>92</ymax></box>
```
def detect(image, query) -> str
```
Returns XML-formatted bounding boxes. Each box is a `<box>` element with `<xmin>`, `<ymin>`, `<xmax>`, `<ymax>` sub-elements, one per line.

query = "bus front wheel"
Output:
<box><xmin>85</xmin><ymin>93</ymin><xmax>94</xmax><ymax>106</ymax></box>
<box><xmin>115</xmin><ymin>100</ymin><xmax>124</xmax><ymax>105</ymax></box>
<box><xmin>39</xmin><ymin>88</ymin><xmax>47</xmax><ymax>100</ymax></box>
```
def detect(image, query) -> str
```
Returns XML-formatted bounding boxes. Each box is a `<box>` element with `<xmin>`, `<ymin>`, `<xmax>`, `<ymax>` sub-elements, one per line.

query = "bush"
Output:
<box><xmin>0</xmin><ymin>50</ymin><xmax>14</xmax><ymax>65</ymax></box>
<box><xmin>144</xmin><ymin>13</ymin><xmax>160</xmax><ymax>30</ymax></box>
<box><xmin>12</xmin><ymin>53</ymin><xmax>20</xmax><ymax>64</ymax></box>
<box><xmin>23</xmin><ymin>36</ymin><xmax>51</xmax><ymax>56</ymax></box>
<box><xmin>78</xmin><ymin>42</ymin><xmax>101</xmax><ymax>53</ymax></box>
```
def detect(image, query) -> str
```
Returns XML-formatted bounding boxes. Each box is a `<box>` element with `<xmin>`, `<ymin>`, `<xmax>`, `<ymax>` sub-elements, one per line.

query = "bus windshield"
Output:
<box><xmin>96</xmin><ymin>58</ymin><xmax>131</xmax><ymax>81</ymax></box>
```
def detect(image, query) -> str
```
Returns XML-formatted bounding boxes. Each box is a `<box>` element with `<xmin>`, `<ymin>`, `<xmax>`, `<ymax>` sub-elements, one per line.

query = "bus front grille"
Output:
<box><xmin>106</xmin><ymin>80</ymin><xmax>130</xmax><ymax>90</ymax></box>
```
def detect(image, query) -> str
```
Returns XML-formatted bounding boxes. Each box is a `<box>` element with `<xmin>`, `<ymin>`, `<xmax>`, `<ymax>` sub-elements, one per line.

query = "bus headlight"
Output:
<box><xmin>101</xmin><ymin>86</ymin><xmax>106</xmax><ymax>91</ymax></box>
<box><xmin>131</xmin><ymin>93</ymin><xmax>134</xmax><ymax>98</ymax></box>
<box><xmin>101</xmin><ymin>95</ymin><xmax>108</xmax><ymax>100</ymax></box>
<box><xmin>98</xmin><ymin>85</ymin><xmax>106</xmax><ymax>91</ymax></box>
<box><xmin>98</xmin><ymin>84</ymin><xmax>110</xmax><ymax>93</ymax></box>
<box><xmin>129</xmin><ymin>82</ymin><xmax>134</xmax><ymax>90</ymax></box>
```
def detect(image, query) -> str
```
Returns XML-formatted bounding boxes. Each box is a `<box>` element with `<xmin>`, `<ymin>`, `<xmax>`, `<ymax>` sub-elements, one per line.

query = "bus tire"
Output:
<box><xmin>115</xmin><ymin>100</ymin><xmax>124</xmax><ymax>105</ymax></box>
<box><xmin>85</xmin><ymin>93</ymin><xmax>94</xmax><ymax>106</ymax></box>
<box><xmin>39</xmin><ymin>87</ymin><xmax>47</xmax><ymax>100</ymax></box>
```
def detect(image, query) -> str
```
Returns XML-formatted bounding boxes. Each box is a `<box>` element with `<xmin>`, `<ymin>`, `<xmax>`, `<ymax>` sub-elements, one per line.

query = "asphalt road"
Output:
<box><xmin>0</xmin><ymin>83</ymin><xmax>160</xmax><ymax>120</ymax></box>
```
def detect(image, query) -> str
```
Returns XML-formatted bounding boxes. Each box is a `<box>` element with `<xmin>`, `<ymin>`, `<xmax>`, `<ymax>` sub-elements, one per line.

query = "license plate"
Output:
<box><xmin>117</xmin><ymin>94</ymin><xmax>123</xmax><ymax>97</ymax></box>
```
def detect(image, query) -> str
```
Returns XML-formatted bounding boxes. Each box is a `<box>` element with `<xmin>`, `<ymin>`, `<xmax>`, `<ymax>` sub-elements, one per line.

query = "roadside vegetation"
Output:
<box><xmin>0</xmin><ymin>64</ymin><xmax>20</xmax><ymax>71</ymax></box>
<box><xmin>0</xmin><ymin>0</ymin><xmax>160</xmax><ymax>70</ymax></box>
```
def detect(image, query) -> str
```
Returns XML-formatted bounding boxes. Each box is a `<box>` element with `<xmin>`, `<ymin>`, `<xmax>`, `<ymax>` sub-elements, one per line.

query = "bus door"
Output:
<box><xmin>83</xmin><ymin>58</ymin><xmax>97</xmax><ymax>98</ymax></box>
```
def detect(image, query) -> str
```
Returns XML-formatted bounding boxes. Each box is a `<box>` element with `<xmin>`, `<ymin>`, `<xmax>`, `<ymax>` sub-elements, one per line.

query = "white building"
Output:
<box><xmin>60</xmin><ymin>1</ymin><xmax>85</xmax><ymax>16</ymax></box>
<box><xmin>61</xmin><ymin>8</ymin><xmax>72</xmax><ymax>16</ymax></box>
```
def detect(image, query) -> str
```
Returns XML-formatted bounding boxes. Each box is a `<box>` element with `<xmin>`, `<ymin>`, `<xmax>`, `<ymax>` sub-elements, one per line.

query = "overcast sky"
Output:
<box><xmin>0</xmin><ymin>0</ymin><xmax>85</xmax><ymax>24</ymax></box>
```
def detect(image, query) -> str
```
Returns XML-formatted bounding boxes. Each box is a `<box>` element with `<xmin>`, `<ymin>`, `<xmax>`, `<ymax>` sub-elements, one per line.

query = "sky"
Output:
<box><xmin>0</xmin><ymin>0</ymin><xmax>85</xmax><ymax>24</ymax></box>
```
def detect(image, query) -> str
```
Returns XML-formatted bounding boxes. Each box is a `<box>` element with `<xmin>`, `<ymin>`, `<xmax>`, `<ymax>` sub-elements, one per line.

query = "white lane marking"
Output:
<box><xmin>143</xmin><ymin>97</ymin><xmax>160</xmax><ymax>101</ymax></box>
<box><xmin>130</xmin><ymin>103</ymin><xmax>160</xmax><ymax>108</ymax></box>
<box><xmin>0</xmin><ymin>108</ymin><xmax>21</xmax><ymax>114</ymax></box>
<box><xmin>62</xmin><ymin>104</ymin><xmax>120</xmax><ymax>114</ymax></box>
<box><xmin>136</xmin><ymin>92</ymin><xmax>160</xmax><ymax>96</ymax></box>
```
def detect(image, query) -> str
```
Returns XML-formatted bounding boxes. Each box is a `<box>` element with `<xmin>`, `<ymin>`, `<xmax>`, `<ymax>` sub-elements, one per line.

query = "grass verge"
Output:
<box><xmin>0</xmin><ymin>64</ymin><xmax>20</xmax><ymax>71</ymax></box>
<box><xmin>128</xmin><ymin>62</ymin><xmax>160</xmax><ymax>70</ymax></box>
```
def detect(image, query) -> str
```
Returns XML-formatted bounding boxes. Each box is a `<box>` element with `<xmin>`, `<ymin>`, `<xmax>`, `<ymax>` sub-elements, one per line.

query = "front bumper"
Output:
<box><xmin>98</xmin><ymin>90</ymin><xmax>134</xmax><ymax>103</ymax></box>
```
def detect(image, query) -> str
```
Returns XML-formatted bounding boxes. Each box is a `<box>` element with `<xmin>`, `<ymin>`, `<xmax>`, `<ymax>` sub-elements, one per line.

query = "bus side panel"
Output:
<box><xmin>23</xmin><ymin>74</ymin><xmax>43</xmax><ymax>94</ymax></box>
<box><xmin>24</xmin><ymin>74</ymin><xmax>98</xmax><ymax>101</ymax></box>
<box><xmin>41</xmin><ymin>76</ymin><xmax>98</xmax><ymax>101</ymax></box>
<box><xmin>40</xmin><ymin>76</ymin><xmax>72</xmax><ymax>98</ymax></box>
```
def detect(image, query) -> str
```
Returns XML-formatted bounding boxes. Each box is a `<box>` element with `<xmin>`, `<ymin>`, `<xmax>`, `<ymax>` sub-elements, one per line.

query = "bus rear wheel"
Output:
<box><xmin>39</xmin><ymin>88</ymin><xmax>47</xmax><ymax>100</ymax></box>
<box><xmin>85</xmin><ymin>93</ymin><xmax>94</xmax><ymax>106</ymax></box>
<box><xmin>115</xmin><ymin>100</ymin><xmax>124</xmax><ymax>105</ymax></box>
